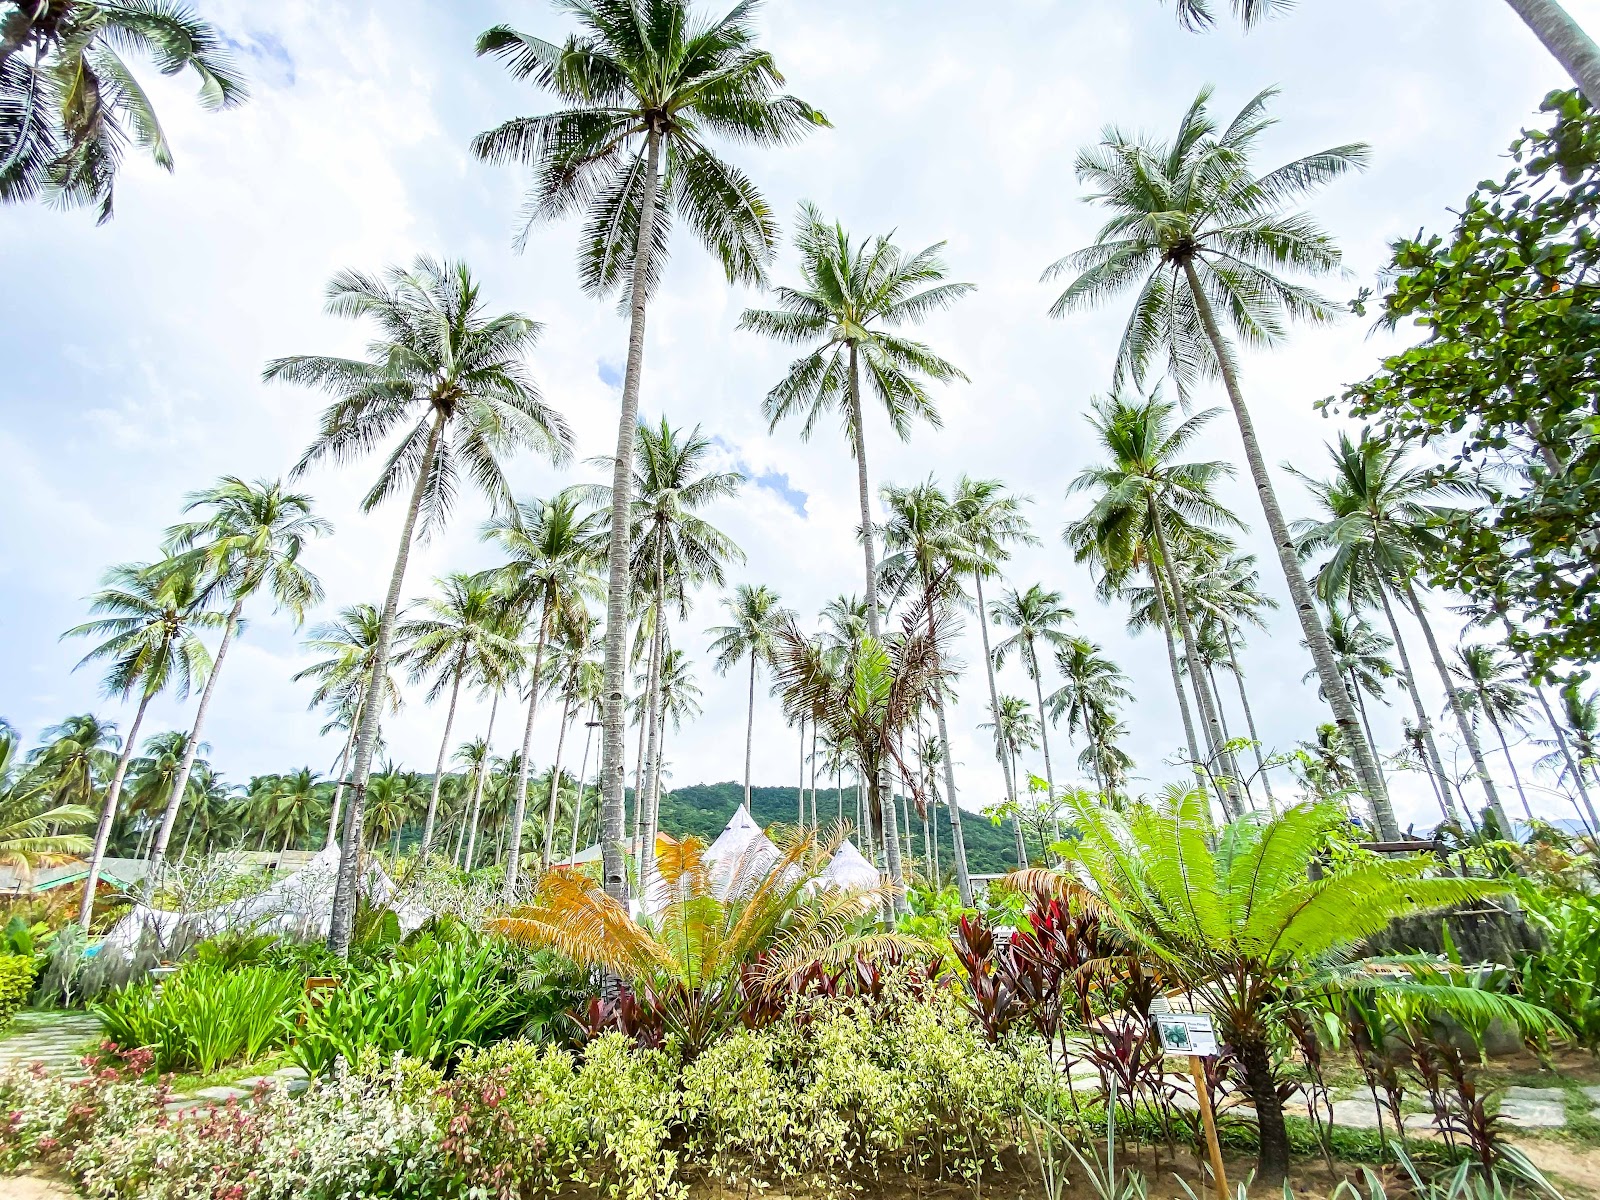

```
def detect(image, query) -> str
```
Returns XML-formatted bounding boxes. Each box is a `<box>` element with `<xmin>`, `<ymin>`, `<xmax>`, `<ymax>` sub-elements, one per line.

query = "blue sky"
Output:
<box><xmin>3</xmin><ymin>0</ymin><xmax>1596</xmax><ymax>830</ymax></box>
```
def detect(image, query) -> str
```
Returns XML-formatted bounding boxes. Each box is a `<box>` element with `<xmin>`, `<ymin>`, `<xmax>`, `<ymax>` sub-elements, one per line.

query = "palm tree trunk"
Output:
<box><xmin>797</xmin><ymin>717</ymin><xmax>806</xmax><ymax>825</ymax></box>
<box><xmin>1502</xmin><ymin>0</ymin><xmax>1600</xmax><ymax>106</ymax></box>
<box><xmin>639</xmin><ymin>543</ymin><xmax>668</xmax><ymax>883</ymax></box>
<box><xmin>464</xmin><ymin>695</ymin><xmax>497</xmax><ymax>872</ymax></box>
<box><xmin>742</xmin><ymin>651</ymin><xmax>757</xmax><ymax>809</ymax></box>
<box><xmin>571</xmin><ymin>703</ymin><xmax>598</xmax><ymax>862</ymax></box>
<box><xmin>179</xmin><ymin>804</ymin><xmax>199</xmax><ymax>864</ymax></box>
<box><xmin>327</xmin><ymin>410</ymin><xmax>444</xmax><ymax>956</ymax></box>
<box><xmin>1535</xmin><ymin>685</ymin><xmax>1600</xmax><ymax>833</ymax></box>
<box><xmin>325</xmin><ymin>717</ymin><xmax>358</xmax><ymax>850</ymax></box>
<box><xmin>148</xmin><ymin>595</ymin><xmax>244</xmax><ymax>885</ymax></box>
<box><xmin>505</xmin><ymin>620</ymin><xmax>551</xmax><ymax>897</ymax></box>
<box><xmin>421</xmin><ymin>661</ymin><xmax>464</xmax><ymax>858</ymax></box>
<box><xmin>1377</xmin><ymin>588</ymin><xmax>1464</xmax><ymax>827</ymax></box>
<box><xmin>1150</xmin><ymin>558</ymin><xmax>1205</xmax><ymax>780</ymax></box>
<box><xmin>543</xmin><ymin>690</ymin><xmax>574</xmax><ymax>868</ymax></box>
<box><xmin>1402</xmin><ymin>578</ymin><xmax>1513</xmax><ymax>833</ymax></box>
<box><xmin>1183</xmin><ymin>261</ymin><xmax>1396</xmax><ymax>838</ymax></box>
<box><xmin>1220</xmin><ymin>623</ymin><xmax>1276</xmax><ymax>807</ymax></box>
<box><xmin>1149</xmin><ymin>500</ymin><xmax>1244</xmax><ymax>816</ymax></box>
<box><xmin>599</xmin><ymin>126</ymin><xmax>662</xmax><ymax>908</ymax></box>
<box><xmin>79</xmin><ymin>691</ymin><xmax>150</xmax><ymax>927</ymax></box>
<box><xmin>1350</xmin><ymin>673</ymin><xmax>1382</xmax><ymax>773</ymax></box>
<box><xmin>809</xmin><ymin>721</ymin><xmax>818</xmax><ymax>831</ymax></box>
<box><xmin>1010</xmin><ymin>748</ymin><xmax>1028</xmax><ymax>866</ymax></box>
<box><xmin>1028</xmin><ymin>641</ymin><xmax>1057</xmax><ymax>799</ymax></box>
<box><xmin>1487</xmin><ymin>711</ymin><xmax>1535</xmax><ymax>823</ymax></box>
<box><xmin>970</xmin><ymin>571</ymin><xmax>1007</xmax><ymax>882</ymax></box>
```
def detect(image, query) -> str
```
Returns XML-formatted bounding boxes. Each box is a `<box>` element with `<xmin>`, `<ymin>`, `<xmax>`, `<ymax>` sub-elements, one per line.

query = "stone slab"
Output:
<box><xmin>192</xmin><ymin>1086</ymin><xmax>253</xmax><ymax>1103</ymax></box>
<box><xmin>1498</xmin><ymin>1087</ymin><xmax>1566</xmax><ymax>1129</ymax></box>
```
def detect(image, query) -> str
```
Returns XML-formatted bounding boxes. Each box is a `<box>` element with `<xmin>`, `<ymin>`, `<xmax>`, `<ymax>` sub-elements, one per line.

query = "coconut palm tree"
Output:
<box><xmin>1047</xmin><ymin>636</ymin><xmax>1132</xmax><ymax>801</ymax></box>
<box><xmin>0</xmin><ymin>725</ymin><xmax>93</xmax><ymax>872</ymax></box>
<box><xmin>398</xmin><ymin>573</ymin><xmax>523</xmax><ymax>858</ymax></box>
<box><xmin>591</xmin><ymin>418</ymin><xmax>742</xmax><ymax>875</ymax></box>
<box><xmin>455</xmin><ymin>736</ymin><xmax>493</xmax><ymax>871</ymax></box>
<box><xmin>268</xmin><ymin>258</ymin><xmax>573</xmax><ymax>955</ymax></box>
<box><xmin>121</xmin><ymin>731</ymin><xmax>204</xmax><ymax>859</ymax></box>
<box><xmin>258</xmin><ymin>768</ymin><xmax>324</xmax><ymax>854</ymax></box>
<box><xmin>1189</xmin><ymin>551</ymin><xmax>1280</xmax><ymax>803</ymax></box>
<box><xmin>293</xmin><ymin>602</ymin><xmax>405</xmax><ymax>848</ymax></box>
<box><xmin>143</xmin><ymin>477</ymin><xmax>329</xmax><ymax>885</ymax></box>
<box><xmin>989</xmin><ymin>584</ymin><xmax>1076</xmax><ymax>807</ymax></box>
<box><xmin>1454</xmin><ymin>644</ymin><xmax>1536</xmax><ymax>824</ymax></box>
<box><xmin>707</xmin><ymin>583</ymin><xmax>792</xmax><ymax>808</ymax></box>
<box><xmin>472</xmin><ymin>1</ymin><xmax>825</xmax><ymax>908</ymax></box>
<box><xmin>1044</xmin><ymin>86</ymin><xmax>1390</xmax><ymax>826</ymax></box>
<box><xmin>1065</xmin><ymin>391</ymin><xmax>1247</xmax><ymax>814</ymax></box>
<box><xmin>1303</xmin><ymin>608</ymin><xmax>1395</xmax><ymax>778</ymax></box>
<box><xmin>28</xmin><ymin>712</ymin><xmax>117</xmax><ymax>817</ymax></box>
<box><xmin>540</xmin><ymin>613</ymin><xmax>596</xmax><ymax>870</ymax></box>
<box><xmin>1289</xmin><ymin>430</ymin><xmax>1498</xmax><ymax>832</ymax></box>
<box><xmin>0</xmin><ymin>0</ymin><xmax>247</xmax><ymax>222</ymax></box>
<box><xmin>650</xmin><ymin>645</ymin><xmax>702</xmax><ymax>821</ymax></box>
<box><xmin>743</xmin><ymin>203</ymin><xmax>971</xmax><ymax>652</ymax></box>
<box><xmin>980</xmin><ymin>694</ymin><xmax>1040</xmax><ymax>867</ymax></box>
<box><xmin>1162</xmin><ymin>0</ymin><xmax>1600</xmax><ymax>117</ymax></box>
<box><xmin>62</xmin><ymin>558</ymin><xmax>220</xmax><ymax>923</ymax></box>
<box><xmin>481</xmin><ymin>489</ymin><xmax>603</xmax><ymax>896</ymax></box>
<box><xmin>951</xmin><ymin>476</ymin><xmax>1037</xmax><ymax>842</ymax></box>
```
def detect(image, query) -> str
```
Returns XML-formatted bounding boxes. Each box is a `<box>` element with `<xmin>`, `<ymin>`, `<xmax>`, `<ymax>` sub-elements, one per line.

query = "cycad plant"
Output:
<box><xmin>1058</xmin><ymin>790</ymin><xmax>1552</xmax><ymax>1181</ymax></box>
<box><xmin>1045</xmin><ymin>86</ymin><xmax>1392</xmax><ymax>830</ymax></box>
<box><xmin>492</xmin><ymin>830</ymin><xmax>891</xmax><ymax>1057</ymax></box>
<box><xmin>0</xmin><ymin>0</ymin><xmax>247</xmax><ymax>222</ymax></box>
<box><xmin>148</xmin><ymin>477</ymin><xmax>329</xmax><ymax>885</ymax></box>
<box><xmin>473</xmin><ymin>0</ymin><xmax>826</xmax><ymax>909</ymax></box>
<box><xmin>62</xmin><ymin>559</ymin><xmax>219</xmax><ymax>924</ymax></box>
<box><xmin>269</xmin><ymin>258</ymin><xmax>573</xmax><ymax>955</ymax></box>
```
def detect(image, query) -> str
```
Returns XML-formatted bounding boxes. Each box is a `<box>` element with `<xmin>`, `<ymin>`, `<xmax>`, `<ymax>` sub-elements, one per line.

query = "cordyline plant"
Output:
<box><xmin>491</xmin><ymin>830</ymin><xmax>915</xmax><ymax>1056</ymax></box>
<box><xmin>1053</xmin><ymin>789</ymin><xmax>1558</xmax><ymax>1183</ymax></box>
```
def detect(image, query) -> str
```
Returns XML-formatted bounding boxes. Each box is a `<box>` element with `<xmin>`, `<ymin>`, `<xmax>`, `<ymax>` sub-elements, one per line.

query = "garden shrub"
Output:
<box><xmin>0</xmin><ymin>1045</ymin><xmax>168</xmax><ymax>1179</ymax></box>
<box><xmin>441</xmin><ymin>1034</ymin><xmax>681</xmax><ymax>1200</ymax></box>
<box><xmin>0</xmin><ymin>955</ymin><xmax>38</xmax><ymax>1030</ymax></box>
<box><xmin>92</xmin><ymin>962</ymin><xmax>299</xmax><ymax>1075</ymax></box>
<box><xmin>679</xmin><ymin>980</ymin><xmax>1050</xmax><ymax>1188</ymax></box>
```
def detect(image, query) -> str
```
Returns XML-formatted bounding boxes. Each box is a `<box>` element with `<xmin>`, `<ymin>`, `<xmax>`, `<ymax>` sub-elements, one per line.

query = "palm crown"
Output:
<box><xmin>1044</xmin><ymin>85</ymin><xmax>1366</xmax><ymax>401</ymax></box>
<box><xmin>64</xmin><ymin>560</ymin><xmax>220</xmax><ymax>702</ymax></box>
<box><xmin>472</xmin><ymin>0</ymin><xmax>828</xmax><ymax>295</ymax></box>
<box><xmin>0</xmin><ymin>0</ymin><xmax>247</xmax><ymax>222</ymax></box>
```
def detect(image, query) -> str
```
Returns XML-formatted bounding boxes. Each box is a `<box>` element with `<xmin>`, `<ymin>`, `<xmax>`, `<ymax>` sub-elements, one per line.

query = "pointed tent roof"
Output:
<box><xmin>703</xmin><ymin>804</ymin><xmax>780</xmax><ymax>900</ymax></box>
<box><xmin>820</xmin><ymin>838</ymin><xmax>879</xmax><ymax>890</ymax></box>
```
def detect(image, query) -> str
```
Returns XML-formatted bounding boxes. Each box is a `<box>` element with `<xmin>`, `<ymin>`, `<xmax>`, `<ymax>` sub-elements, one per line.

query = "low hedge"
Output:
<box><xmin>0</xmin><ymin>954</ymin><xmax>38</xmax><ymax>1030</ymax></box>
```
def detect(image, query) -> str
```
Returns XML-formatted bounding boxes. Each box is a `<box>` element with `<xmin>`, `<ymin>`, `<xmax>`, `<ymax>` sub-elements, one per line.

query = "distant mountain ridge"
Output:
<box><xmin>655</xmin><ymin>781</ymin><xmax>1021</xmax><ymax>877</ymax></box>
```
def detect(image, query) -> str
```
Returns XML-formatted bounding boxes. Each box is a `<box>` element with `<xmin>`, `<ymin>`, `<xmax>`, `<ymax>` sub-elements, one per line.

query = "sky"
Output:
<box><xmin>4</xmin><ymin>0</ymin><xmax>1596</xmax><ymax>835</ymax></box>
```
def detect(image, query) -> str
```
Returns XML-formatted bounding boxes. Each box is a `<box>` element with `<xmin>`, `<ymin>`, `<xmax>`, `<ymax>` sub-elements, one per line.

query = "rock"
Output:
<box><xmin>192</xmin><ymin>1085</ymin><xmax>253</xmax><ymax>1103</ymax></box>
<box><xmin>1498</xmin><ymin>1086</ymin><xmax>1566</xmax><ymax>1129</ymax></box>
<box><xmin>1325</xmin><ymin>1100</ymin><xmax>1428</xmax><ymax>1132</ymax></box>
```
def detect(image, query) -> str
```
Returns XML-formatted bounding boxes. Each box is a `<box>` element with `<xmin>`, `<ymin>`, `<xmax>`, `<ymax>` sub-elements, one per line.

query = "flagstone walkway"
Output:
<box><xmin>0</xmin><ymin>1012</ymin><xmax>100</xmax><ymax>1080</ymax></box>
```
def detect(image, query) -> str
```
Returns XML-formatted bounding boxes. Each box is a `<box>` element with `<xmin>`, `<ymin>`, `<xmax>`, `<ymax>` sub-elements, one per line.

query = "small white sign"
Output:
<box><xmin>1154</xmin><ymin>1012</ymin><xmax>1218</xmax><ymax>1056</ymax></box>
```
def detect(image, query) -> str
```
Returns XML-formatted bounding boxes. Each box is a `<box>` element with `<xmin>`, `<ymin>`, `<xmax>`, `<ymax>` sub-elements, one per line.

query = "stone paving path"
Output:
<box><xmin>0</xmin><ymin>1013</ymin><xmax>101</xmax><ymax>1080</ymax></box>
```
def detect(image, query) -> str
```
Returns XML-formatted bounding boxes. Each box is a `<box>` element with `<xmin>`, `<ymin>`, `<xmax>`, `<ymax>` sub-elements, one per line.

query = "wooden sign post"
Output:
<box><xmin>1154</xmin><ymin>1012</ymin><xmax>1229</xmax><ymax>1199</ymax></box>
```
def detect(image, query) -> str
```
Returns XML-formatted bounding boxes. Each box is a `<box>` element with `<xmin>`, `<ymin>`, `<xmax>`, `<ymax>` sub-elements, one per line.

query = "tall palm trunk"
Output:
<box><xmin>1183</xmin><ymin>261</ymin><xmax>1396</xmax><ymax>838</ymax></box>
<box><xmin>966</xmin><ymin>572</ymin><xmax>1000</xmax><ymax>897</ymax></box>
<box><xmin>327</xmin><ymin>411</ymin><xmax>444</xmax><ymax>956</ymax></box>
<box><xmin>1150</xmin><ymin>500</ymin><xmax>1244</xmax><ymax>815</ymax></box>
<box><xmin>1149</xmin><ymin>556</ymin><xmax>1205</xmax><ymax>780</ymax></box>
<box><xmin>464</xmin><ymin>695</ymin><xmax>498</xmax><ymax>871</ymax></box>
<box><xmin>543</xmin><ymin>690</ymin><xmax>574</xmax><ymax>867</ymax></box>
<box><xmin>1350</xmin><ymin>673</ymin><xmax>1383</xmax><ymax>777</ymax></box>
<box><xmin>847</xmin><ymin>342</ymin><xmax>904</xmax><ymax>904</ymax></box>
<box><xmin>79</xmin><ymin>691</ymin><xmax>150</xmax><ymax>927</ymax></box>
<box><xmin>1536</xmin><ymin>686</ymin><xmax>1600</xmax><ymax>834</ymax></box>
<box><xmin>639</xmin><ymin>540</ymin><xmax>668</xmax><ymax>882</ymax></box>
<box><xmin>148</xmin><ymin>595</ymin><xmax>244</xmax><ymax>885</ymax></box>
<box><xmin>1220</xmin><ymin>623</ymin><xmax>1276</xmax><ymax>807</ymax></box>
<box><xmin>808</xmin><ymin>721</ymin><xmax>818</xmax><ymax>830</ymax></box>
<box><xmin>1484</xmin><ymin>708</ymin><xmax>1535</xmax><ymax>823</ymax></box>
<box><xmin>570</xmin><ymin>703</ymin><xmax>598</xmax><ymax>862</ymax></box>
<box><xmin>742</xmin><ymin>651</ymin><xmax>757</xmax><ymax>808</ymax></box>
<box><xmin>421</xmin><ymin>657</ymin><xmax>465</xmax><ymax>858</ymax></box>
<box><xmin>599</xmin><ymin>127</ymin><xmax>661</xmax><ymax>907</ymax></box>
<box><xmin>1377</xmin><ymin>589</ymin><xmax>1463</xmax><ymax>826</ymax></box>
<box><xmin>797</xmin><ymin>717</ymin><xmax>806</xmax><ymax>825</ymax></box>
<box><xmin>1503</xmin><ymin>0</ymin><xmax>1600</xmax><ymax>105</ymax></box>
<box><xmin>325</xmin><ymin>717</ymin><xmax>358</xmax><ymax>849</ymax></box>
<box><xmin>1402</xmin><ymin>578</ymin><xmax>1513</xmax><ymax>833</ymax></box>
<box><xmin>506</xmin><ymin>620</ymin><xmax>551</xmax><ymax>897</ymax></box>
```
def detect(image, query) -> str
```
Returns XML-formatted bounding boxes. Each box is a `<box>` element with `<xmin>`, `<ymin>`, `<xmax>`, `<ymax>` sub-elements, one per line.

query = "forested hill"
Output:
<box><xmin>655</xmin><ymin>782</ymin><xmax>1021</xmax><ymax>877</ymax></box>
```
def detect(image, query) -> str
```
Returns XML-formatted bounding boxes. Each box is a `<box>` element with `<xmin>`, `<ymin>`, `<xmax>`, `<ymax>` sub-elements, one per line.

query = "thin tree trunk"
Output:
<box><xmin>968</xmin><ymin>571</ymin><xmax>1001</xmax><ymax>897</ymax></box>
<box><xmin>543</xmin><ymin>690</ymin><xmax>574</xmax><ymax>868</ymax></box>
<box><xmin>325</xmin><ymin>718</ymin><xmax>358</xmax><ymax>850</ymax></box>
<box><xmin>464</xmin><ymin>694</ymin><xmax>498</xmax><ymax>872</ymax></box>
<box><xmin>1351</xmin><ymin>674</ymin><xmax>1382</xmax><ymax>775</ymax></box>
<box><xmin>743</xmin><ymin>651</ymin><xmax>757</xmax><ymax>809</ymax></box>
<box><xmin>1010</xmin><ymin>748</ymin><xmax>1028</xmax><ymax>867</ymax></box>
<box><xmin>1220</xmin><ymin>624</ymin><xmax>1276</xmax><ymax>809</ymax></box>
<box><xmin>79</xmin><ymin>691</ymin><xmax>149</xmax><ymax>927</ymax></box>
<box><xmin>1403</xmin><ymin>578</ymin><xmax>1513</xmax><ymax>833</ymax></box>
<box><xmin>1150</xmin><ymin>500</ymin><xmax>1244</xmax><ymax>816</ymax></box>
<box><xmin>148</xmin><ymin>595</ymin><xmax>244</xmax><ymax>884</ymax></box>
<box><xmin>327</xmin><ymin>410</ymin><xmax>444</xmax><ymax>957</ymax></box>
<box><xmin>505</xmin><ymin>622</ymin><xmax>551</xmax><ymax>897</ymax></box>
<box><xmin>1537</xmin><ymin>684</ymin><xmax>1600</xmax><ymax>833</ymax></box>
<box><xmin>179</xmin><ymin>805</ymin><xmax>199</xmax><ymax>864</ymax></box>
<box><xmin>1378</xmin><ymin>588</ymin><xmax>1464</xmax><ymax>827</ymax></box>
<box><xmin>1028</xmin><ymin>641</ymin><xmax>1057</xmax><ymax>800</ymax></box>
<box><xmin>1151</xmin><ymin>559</ymin><xmax>1205</xmax><ymax>780</ymax></box>
<box><xmin>847</xmin><ymin>341</ymin><xmax>903</xmax><ymax>905</ymax></box>
<box><xmin>808</xmin><ymin>721</ymin><xmax>818</xmax><ymax>831</ymax></box>
<box><xmin>421</xmin><ymin>661</ymin><xmax>464</xmax><ymax>858</ymax></box>
<box><xmin>599</xmin><ymin>127</ymin><xmax>662</xmax><ymax>908</ymax></box>
<box><xmin>1183</xmin><ymin>261</ymin><xmax>1396</xmax><ymax>838</ymax></box>
<box><xmin>570</xmin><ymin>704</ymin><xmax>597</xmax><ymax>863</ymax></box>
<box><xmin>1487</xmin><ymin>711</ymin><xmax>1535</xmax><ymax>823</ymax></box>
<box><xmin>1502</xmin><ymin>0</ymin><xmax>1600</xmax><ymax>106</ymax></box>
<box><xmin>797</xmin><ymin>717</ymin><xmax>806</xmax><ymax>825</ymax></box>
<box><xmin>639</xmin><ymin>541</ymin><xmax>667</xmax><ymax>883</ymax></box>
